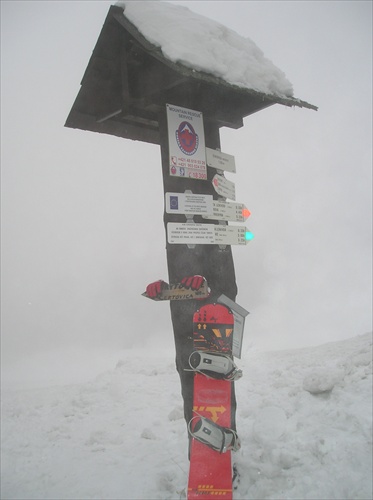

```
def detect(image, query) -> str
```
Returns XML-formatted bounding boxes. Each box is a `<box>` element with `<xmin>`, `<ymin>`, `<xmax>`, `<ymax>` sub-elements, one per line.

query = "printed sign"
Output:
<box><xmin>167</xmin><ymin>222</ymin><xmax>251</xmax><ymax>246</ymax></box>
<box><xmin>212</xmin><ymin>174</ymin><xmax>236</xmax><ymax>200</ymax></box>
<box><xmin>206</xmin><ymin>147</ymin><xmax>236</xmax><ymax>173</ymax></box>
<box><xmin>166</xmin><ymin>104</ymin><xmax>207</xmax><ymax>180</ymax></box>
<box><xmin>168</xmin><ymin>222</ymin><xmax>215</xmax><ymax>244</ymax></box>
<box><xmin>203</xmin><ymin>201</ymin><xmax>250</xmax><ymax>222</ymax></box>
<box><xmin>166</xmin><ymin>193</ymin><xmax>250</xmax><ymax>222</ymax></box>
<box><xmin>165</xmin><ymin>192</ymin><xmax>213</xmax><ymax>215</ymax></box>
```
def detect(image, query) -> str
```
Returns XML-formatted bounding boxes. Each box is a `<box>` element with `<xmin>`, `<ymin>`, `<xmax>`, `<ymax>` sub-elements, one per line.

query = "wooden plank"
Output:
<box><xmin>65</xmin><ymin>110</ymin><xmax>160</xmax><ymax>144</ymax></box>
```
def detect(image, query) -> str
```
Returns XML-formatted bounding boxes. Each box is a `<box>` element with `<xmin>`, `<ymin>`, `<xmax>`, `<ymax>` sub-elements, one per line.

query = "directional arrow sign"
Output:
<box><xmin>167</xmin><ymin>222</ymin><xmax>253</xmax><ymax>245</ymax></box>
<box><xmin>212</xmin><ymin>174</ymin><xmax>236</xmax><ymax>200</ymax></box>
<box><xmin>166</xmin><ymin>193</ymin><xmax>250</xmax><ymax>222</ymax></box>
<box><xmin>203</xmin><ymin>200</ymin><xmax>251</xmax><ymax>222</ymax></box>
<box><xmin>206</xmin><ymin>147</ymin><xmax>236</xmax><ymax>173</ymax></box>
<box><xmin>165</xmin><ymin>192</ymin><xmax>213</xmax><ymax>215</ymax></box>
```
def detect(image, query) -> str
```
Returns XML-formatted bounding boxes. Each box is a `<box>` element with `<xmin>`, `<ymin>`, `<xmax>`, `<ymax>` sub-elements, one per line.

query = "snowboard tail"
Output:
<box><xmin>188</xmin><ymin>375</ymin><xmax>233</xmax><ymax>499</ymax></box>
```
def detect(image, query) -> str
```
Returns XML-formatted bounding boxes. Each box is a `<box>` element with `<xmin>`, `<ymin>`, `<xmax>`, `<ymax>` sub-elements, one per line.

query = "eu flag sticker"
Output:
<box><xmin>170</xmin><ymin>196</ymin><xmax>179</xmax><ymax>210</ymax></box>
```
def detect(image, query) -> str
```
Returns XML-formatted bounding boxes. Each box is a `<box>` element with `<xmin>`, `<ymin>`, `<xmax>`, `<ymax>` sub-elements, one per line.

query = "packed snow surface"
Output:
<box><xmin>116</xmin><ymin>1</ymin><xmax>294</xmax><ymax>98</ymax></box>
<box><xmin>1</xmin><ymin>332</ymin><xmax>372</xmax><ymax>499</ymax></box>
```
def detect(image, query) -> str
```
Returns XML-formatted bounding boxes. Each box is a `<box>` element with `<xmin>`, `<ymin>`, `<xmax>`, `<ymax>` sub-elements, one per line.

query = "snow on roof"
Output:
<box><xmin>115</xmin><ymin>1</ymin><xmax>294</xmax><ymax>99</ymax></box>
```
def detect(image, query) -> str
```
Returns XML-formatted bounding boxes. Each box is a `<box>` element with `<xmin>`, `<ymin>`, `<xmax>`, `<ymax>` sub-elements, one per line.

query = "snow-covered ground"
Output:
<box><xmin>1</xmin><ymin>332</ymin><xmax>372</xmax><ymax>500</ymax></box>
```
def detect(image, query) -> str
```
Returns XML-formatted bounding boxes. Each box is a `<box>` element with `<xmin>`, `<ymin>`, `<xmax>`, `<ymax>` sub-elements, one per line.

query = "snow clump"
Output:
<box><xmin>116</xmin><ymin>0</ymin><xmax>294</xmax><ymax>98</ymax></box>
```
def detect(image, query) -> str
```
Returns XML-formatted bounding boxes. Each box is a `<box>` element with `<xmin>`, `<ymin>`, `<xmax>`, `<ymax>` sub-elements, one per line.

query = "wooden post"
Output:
<box><xmin>158</xmin><ymin>105</ymin><xmax>238</xmax><ymax>431</ymax></box>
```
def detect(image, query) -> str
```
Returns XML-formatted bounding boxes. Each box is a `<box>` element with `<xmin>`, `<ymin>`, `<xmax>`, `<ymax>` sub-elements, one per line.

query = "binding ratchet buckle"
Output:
<box><xmin>188</xmin><ymin>351</ymin><xmax>243</xmax><ymax>381</ymax></box>
<box><xmin>188</xmin><ymin>415</ymin><xmax>241</xmax><ymax>453</ymax></box>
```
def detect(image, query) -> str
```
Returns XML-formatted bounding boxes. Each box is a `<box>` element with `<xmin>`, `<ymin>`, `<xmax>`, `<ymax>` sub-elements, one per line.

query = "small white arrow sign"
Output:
<box><xmin>212</xmin><ymin>174</ymin><xmax>236</xmax><ymax>200</ymax></box>
<box><xmin>203</xmin><ymin>200</ymin><xmax>251</xmax><ymax>222</ymax></box>
<box><xmin>167</xmin><ymin>222</ymin><xmax>252</xmax><ymax>246</ymax></box>
<box><xmin>206</xmin><ymin>147</ymin><xmax>236</xmax><ymax>173</ymax></box>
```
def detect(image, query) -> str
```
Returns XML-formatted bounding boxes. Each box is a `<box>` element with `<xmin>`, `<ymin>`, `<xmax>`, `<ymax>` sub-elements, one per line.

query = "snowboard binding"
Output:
<box><xmin>188</xmin><ymin>415</ymin><xmax>241</xmax><ymax>454</ymax></box>
<box><xmin>188</xmin><ymin>350</ymin><xmax>243</xmax><ymax>381</ymax></box>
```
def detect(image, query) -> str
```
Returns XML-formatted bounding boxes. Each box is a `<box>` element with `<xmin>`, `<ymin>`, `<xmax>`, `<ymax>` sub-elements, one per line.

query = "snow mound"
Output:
<box><xmin>253</xmin><ymin>406</ymin><xmax>287</xmax><ymax>443</ymax></box>
<box><xmin>302</xmin><ymin>367</ymin><xmax>344</xmax><ymax>394</ymax></box>
<box><xmin>1</xmin><ymin>333</ymin><xmax>372</xmax><ymax>499</ymax></box>
<box><xmin>116</xmin><ymin>1</ymin><xmax>294</xmax><ymax>98</ymax></box>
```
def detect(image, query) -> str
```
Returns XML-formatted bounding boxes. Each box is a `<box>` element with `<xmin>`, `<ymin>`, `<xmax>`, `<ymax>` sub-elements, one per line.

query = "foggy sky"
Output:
<box><xmin>1</xmin><ymin>1</ymin><xmax>372</xmax><ymax>386</ymax></box>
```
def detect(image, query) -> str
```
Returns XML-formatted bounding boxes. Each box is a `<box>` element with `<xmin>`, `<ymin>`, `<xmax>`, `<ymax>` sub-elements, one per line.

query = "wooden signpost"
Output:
<box><xmin>64</xmin><ymin>4</ymin><xmax>316</xmax><ymax>498</ymax></box>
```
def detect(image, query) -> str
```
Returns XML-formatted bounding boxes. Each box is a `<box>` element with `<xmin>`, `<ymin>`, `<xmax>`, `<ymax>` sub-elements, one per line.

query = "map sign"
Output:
<box><xmin>206</xmin><ymin>147</ymin><xmax>236</xmax><ymax>173</ymax></box>
<box><xmin>166</xmin><ymin>104</ymin><xmax>207</xmax><ymax>180</ymax></box>
<box><xmin>165</xmin><ymin>192</ymin><xmax>213</xmax><ymax>215</ymax></box>
<box><xmin>167</xmin><ymin>222</ymin><xmax>251</xmax><ymax>245</ymax></box>
<box><xmin>212</xmin><ymin>174</ymin><xmax>236</xmax><ymax>200</ymax></box>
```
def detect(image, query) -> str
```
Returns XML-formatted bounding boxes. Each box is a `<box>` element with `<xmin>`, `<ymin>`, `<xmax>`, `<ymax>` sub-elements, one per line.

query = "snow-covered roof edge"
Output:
<box><xmin>115</xmin><ymin>1</ymin><xmax>317</xmax><ymax>111</ymax></box>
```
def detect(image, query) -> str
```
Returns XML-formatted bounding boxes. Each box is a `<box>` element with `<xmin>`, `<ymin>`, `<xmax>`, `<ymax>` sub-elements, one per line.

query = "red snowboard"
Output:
<box><xmin>187</xmin><ymin>303</ymin><xmax>234</xmax><ymax>499</ymax></box>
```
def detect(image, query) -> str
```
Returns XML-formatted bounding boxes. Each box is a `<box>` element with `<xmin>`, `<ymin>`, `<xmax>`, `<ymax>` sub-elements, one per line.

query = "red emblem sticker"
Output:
<box><xmin>176</xmin><ymin>121</ymin><xmax>199</xmax><ymax>156</ymax></box>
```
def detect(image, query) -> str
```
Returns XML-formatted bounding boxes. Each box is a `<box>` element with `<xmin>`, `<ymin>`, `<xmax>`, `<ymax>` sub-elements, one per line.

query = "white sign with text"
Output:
<box><xmin>206</xmin><ymin>147</ymin><xmax>236</xmax><ymax>173</ymax></box>
<box><xmin>165</xmin><ymin>192</ymin><xmax>213</xmax><ymax>215</ymax></box>
<box><xmin>212</xmin><ymin>174</ymin><xmax>236</xmax><ymax>200</ymax></box>
<box><xmin>167</xmin><ymin>222</ymin><xmax>250</xmax><ymax>245</ymax></box>
<box><xmin>203</xmin><ymin>200</ymin><xmax>250</xmax><ymax>222</ymax></box>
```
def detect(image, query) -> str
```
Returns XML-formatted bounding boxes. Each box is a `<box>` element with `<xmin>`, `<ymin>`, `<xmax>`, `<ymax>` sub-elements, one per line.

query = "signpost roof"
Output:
<box><xmin>65</xmin><ymin>4</ymin><xmax>317</xmax><ymax>145</ymax></box>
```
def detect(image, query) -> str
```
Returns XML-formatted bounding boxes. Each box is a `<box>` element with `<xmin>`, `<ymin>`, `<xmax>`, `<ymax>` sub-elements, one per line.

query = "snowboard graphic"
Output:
<box><xmin>187</xmin><ymin>303</ymin><xmax>238</xmax><ymax>499</ymax></box>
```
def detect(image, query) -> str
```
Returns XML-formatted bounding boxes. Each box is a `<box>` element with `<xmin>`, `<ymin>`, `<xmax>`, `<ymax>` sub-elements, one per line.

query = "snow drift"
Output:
<box><xmin>1</xmin><ymin>332</ymin><xmax>372</xmax><ymax>499</ymax></box>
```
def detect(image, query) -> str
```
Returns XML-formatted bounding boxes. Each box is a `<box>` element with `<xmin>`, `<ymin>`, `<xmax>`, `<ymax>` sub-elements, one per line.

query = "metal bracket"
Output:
<box><xmin>185</xmin><ymin>189</ymin><xmax>196</xmax><ymax>249</ymax></box>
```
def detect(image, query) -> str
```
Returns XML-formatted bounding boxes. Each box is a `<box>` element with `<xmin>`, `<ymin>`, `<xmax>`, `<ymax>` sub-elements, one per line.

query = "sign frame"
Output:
<box><xmin>217</xmin><ymin>294</ymin><xmax>249</xmax><ymax>359</ymax></box>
